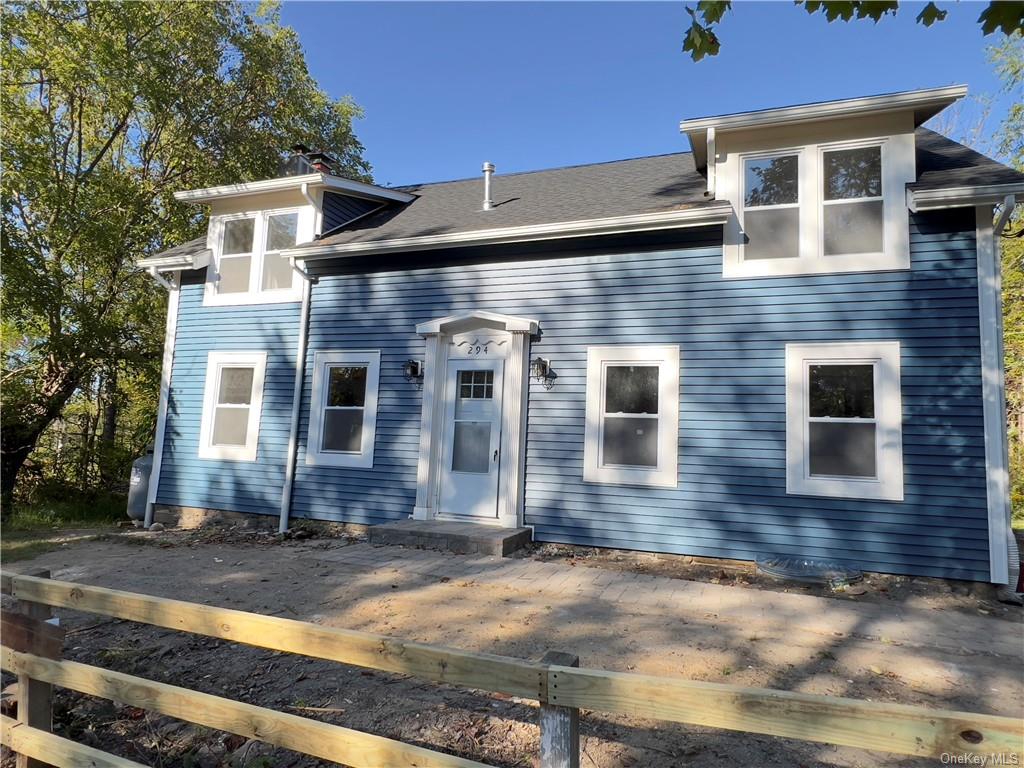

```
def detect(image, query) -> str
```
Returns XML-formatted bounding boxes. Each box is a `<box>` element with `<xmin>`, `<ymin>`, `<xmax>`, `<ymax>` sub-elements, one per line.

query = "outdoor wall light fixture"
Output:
<box><xmin>402</xmin><ymin>359</ymin><xmax>424</xmax><ymax>382</ymax></box>
<box><xmin>530</xmin><ymin>356</ymin><xmax>555</xmax><ymax>388</ymax></box>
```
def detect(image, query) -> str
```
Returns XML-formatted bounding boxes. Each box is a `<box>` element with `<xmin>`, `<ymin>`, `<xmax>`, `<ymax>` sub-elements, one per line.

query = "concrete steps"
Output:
<box><xmin>368</xmin><ymin>519</ymin><xmax>531</xmax><ymax>557</ymax></box>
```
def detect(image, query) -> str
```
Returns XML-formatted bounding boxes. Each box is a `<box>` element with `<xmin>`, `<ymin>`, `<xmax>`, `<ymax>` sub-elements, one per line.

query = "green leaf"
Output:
<box><xmin>978</xmin><ymin>2</ymin><xmax>1024</xmax><ymax>36</ymax></box>
<box><xmin>916</xmin><ymin>2</ymin><xmax>948</xmax><ymax>26</ymax></box>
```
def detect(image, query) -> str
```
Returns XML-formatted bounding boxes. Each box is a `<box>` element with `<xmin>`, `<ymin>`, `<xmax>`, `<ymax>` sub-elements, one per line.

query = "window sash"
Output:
<box><xmin>198</xmin><ymin>351</ymin><xmax>266</xmax><ymax>462</ymax></box>
<box><xmin>214</xmin><ymin>210</ymin><xmax>301</xmax><ymax>297</ymax></box>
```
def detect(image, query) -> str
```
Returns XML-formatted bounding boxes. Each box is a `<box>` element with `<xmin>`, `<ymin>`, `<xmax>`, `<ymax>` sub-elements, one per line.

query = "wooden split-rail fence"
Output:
<box><xmin>0</xmin><ymin>569</ymin><xmax>1021</xmax><ymax>768</ymax></box>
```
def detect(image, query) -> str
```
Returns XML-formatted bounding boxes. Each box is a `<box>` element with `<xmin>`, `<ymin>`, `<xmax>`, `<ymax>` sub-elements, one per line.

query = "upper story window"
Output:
<box><xmin>723</xmin><ymin>135</ymin><xmax>913</xmax><ymax>278</ymax></box>
<box><xmin>205</xmin><ymin>207</ymin><xmax>310</xmax><ymax>305</ymax></box>
<box><xmin>742</xmin><ymin>154</ymin><xmax>800</xmax><ymax>261</ymax></box>
<box><xmin>822</xmin><ymin>145</ymin><xmax>883</xmax><ymax>256</ymax></box>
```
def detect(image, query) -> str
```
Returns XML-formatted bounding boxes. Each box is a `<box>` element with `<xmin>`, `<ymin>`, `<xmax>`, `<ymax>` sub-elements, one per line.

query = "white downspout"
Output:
<box><xmin>144</xmin><ymin>271</ymin><xmax>180</xmax><ymax>528</ymax></box>
<box><xmin>279</xmin><ymin>265</ymin><xmax>313</xmax><ymax>533</ymax></box>
<box><xmin>992</xmin><ymin>195</ymin><xmax>1021</xmax><ymax>600</ymax></box>
<box><xmin>278</xmin><ymin>181</ymin><xmax>321</xmax><ymax>533</ymax></box>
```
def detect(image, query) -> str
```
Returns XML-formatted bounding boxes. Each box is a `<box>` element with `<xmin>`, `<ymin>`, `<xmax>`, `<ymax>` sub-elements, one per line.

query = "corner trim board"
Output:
<box><xmin>976</xmin><ymin>206</ymin><xmax>1011</xmax><ymax>585</ymax></box>
<box><xmin>144</xmin><ymin>277</ymin><xmax>180</xmax><ymax>528</ymax></box>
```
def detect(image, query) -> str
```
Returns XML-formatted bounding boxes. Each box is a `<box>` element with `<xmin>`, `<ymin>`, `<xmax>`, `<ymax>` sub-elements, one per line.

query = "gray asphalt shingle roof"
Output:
<box><xmin>300</xmin><ymin>128</ymin><xmax>1022</xmax><ymax>250</ymax></box>
<box><xmin>912</xmin><ymin>127</ymin><xmax>1024</xmax><ymax>191</ymax></box>
<box><xmin>300</xmin><ymin>152</ymin><xmax>715</xmax><ymax>249</ymax></box>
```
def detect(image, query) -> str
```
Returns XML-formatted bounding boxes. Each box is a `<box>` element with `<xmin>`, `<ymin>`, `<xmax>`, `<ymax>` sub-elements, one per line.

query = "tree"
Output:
<box><xmin>681</xmin><ymin>1</ymin><xmax>1023</xmax><ymax>61</ymax></box>
<box><xmin>1</xmin><ymin>1</ymin><xmax>370</xmax><ymax>509</ymax></box>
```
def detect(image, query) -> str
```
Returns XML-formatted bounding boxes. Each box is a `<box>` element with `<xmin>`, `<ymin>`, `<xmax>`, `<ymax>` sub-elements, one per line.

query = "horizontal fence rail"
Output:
<box><xmin>1</xmin><ymin>714</ymin><xmax>147</xmax><ymax>768</ymax></box>
<box><xmin>1</xmin><ymin>570</ymin><xmax>1021</xmax><ymax>767</ymax></box>
<box><xmin>0</xmin><ymin>649</ymin><xmax>489</xmax><ymax>768</ymax></box>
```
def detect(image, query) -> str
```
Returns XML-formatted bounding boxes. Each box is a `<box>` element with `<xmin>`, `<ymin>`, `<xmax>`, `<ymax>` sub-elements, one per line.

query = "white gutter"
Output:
<box><xmin>144</xmin><ymin>273</ymin><xmax>180</xmax><ymax>529</ymax></box>
<box><xmin>173</xmin><ymin>173</ymin><xmax>414</xmax><ymax>204</ymax></box>
<box><xmin>278</xmin><ymin>272</ymin><xmax>313</xmax><ymax>533</ymax></box>
<box><xmin>286</xmin><ymin>203</ymin><xmax>732</xmax><ymax>261</ymax></box>
<box><xmin>679</xmin><ymin>84</ymin><xmax>967</xmax><ymax>134</ymax></box>
<box><xmin>909</xmin><ymin>183</ymin><xmax>1024</xmax><ymax>212</ymax></box>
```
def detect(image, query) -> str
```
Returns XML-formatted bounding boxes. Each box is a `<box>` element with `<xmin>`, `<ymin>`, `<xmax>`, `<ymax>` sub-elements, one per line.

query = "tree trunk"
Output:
<box><xmin>0</xmin><ymin>357</ymin><xmax>88</xmax><ymax>512</ymax></box>
<box><xmin>99</xmin><ymin>365</ymin><xmax>118</xmax><ymax>484</ymax></box>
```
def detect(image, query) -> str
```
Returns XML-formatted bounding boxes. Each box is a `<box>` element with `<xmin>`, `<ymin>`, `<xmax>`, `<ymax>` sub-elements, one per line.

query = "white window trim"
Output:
<box><xmin>198</xmin><ymin>351</ymin><xmax>267</xmax><ymax>462</ymax></box>
<box><xmin>583</xmin><ymin>345</ymin><xmax>679</xmax><ymax>489</ymax></box>
<box><xmin>724</xmin><ymin>134</ymin><xmax>913</xmax><ymax>278</ymax></box>
<box><xmin>306</xmin><ymin>350</ymin><xmax>381</xmax><ymax>468</ymax></box>
<box><xmin>785</xmin><ymin>341</ymin><xmax>903</xmax><ymax>501</ymax></box>
<box><xmin>203</xmin><ymin>206</ymin><xmax>311</xmax><ymax>306</ymax></box>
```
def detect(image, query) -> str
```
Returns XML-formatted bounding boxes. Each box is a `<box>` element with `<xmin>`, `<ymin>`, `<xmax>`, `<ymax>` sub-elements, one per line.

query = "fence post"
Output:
<box><xmin>16</xmin><ymin>569</ymin><xmax>55</xmax><ymax>768</ymax></box>
<box><xmin>539</xmin><ymin>650</ymin><xmax>580</xmax><ymax>768</ymax></box>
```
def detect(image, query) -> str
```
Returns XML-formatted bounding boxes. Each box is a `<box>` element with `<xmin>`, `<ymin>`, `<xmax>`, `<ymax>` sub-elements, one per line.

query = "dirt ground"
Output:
<box><xmin>1</xmin><ymin>525</ymin><xmax>1022</xmax><ymax>768</ymax></box>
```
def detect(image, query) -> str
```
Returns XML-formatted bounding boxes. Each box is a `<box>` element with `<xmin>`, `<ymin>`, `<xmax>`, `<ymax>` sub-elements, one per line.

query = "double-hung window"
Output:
<box><xmin>306</xmin><ymin>351</ymin><xmax>381</xmax><ymax>468</ymax></box>
<box><xmin>207</xmin><ymin>208</ymin><xmax>305</xmax><ymax>304</ymax></box>
<box><xmin>724</xmin><ymin>134</ymin><xmax>912</xmax><ymax>277</ymax></box>
<box><xmin>785</xmin><ymin>342</ymin><xmax>903</xmax><ymax>501</ymax></box>
<box><xmin>741</xmin><ymin>153</ymin><xmax>801</xmax><ymax>261</ymax></box>
<box><xmin>583</xmin><ymin>346</ymin><xmax>679</xmax><ymax>488</ymax></box>
<box><xmin>198</xmin><ymin>351</ymin><xmax>267</xmax><ymax>461</ymax></box>
<box><xmin>822</xmin><ymin>144</ymin><xmax>884</xmax><ymax>257</ymax></box>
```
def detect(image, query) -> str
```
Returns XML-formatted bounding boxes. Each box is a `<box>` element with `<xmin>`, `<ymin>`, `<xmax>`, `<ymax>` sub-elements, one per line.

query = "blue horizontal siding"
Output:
<box><xmin>156</xmin><ymin>282</ymin><xmax>300</xmax><ymax>516</ymax></box>
<box><xmin>158</xmin><ymin>208</ymin><xmax>991</xmax><ymax>580</ymax></box>
<box><xmin>290</xmin><ymin>210</ymin><xmax>990</xmax><ymax>579</ymax></box>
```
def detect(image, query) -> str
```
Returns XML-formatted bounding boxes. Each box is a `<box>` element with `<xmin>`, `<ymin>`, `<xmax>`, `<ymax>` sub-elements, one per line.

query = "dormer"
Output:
<box><xmin>680</xmin><ymin>85</ymin><xmax>967</xmax><ymax>278</ymax></box>
<box><xmin>169</xmin><ymin>147</ymin><xmax>414</xmax><ymax>306</ymax></box>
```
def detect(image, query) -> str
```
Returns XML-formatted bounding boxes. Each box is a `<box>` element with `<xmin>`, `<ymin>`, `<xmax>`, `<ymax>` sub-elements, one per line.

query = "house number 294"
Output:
<box><xmin>465</xmin><ymin>345</ymin><xmax>488</xmax><ymax>355</ymax></box>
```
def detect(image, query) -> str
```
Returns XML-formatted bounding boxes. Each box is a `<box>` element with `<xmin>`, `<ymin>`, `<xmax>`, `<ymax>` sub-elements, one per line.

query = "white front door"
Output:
<box><xmin>439</xmin><ymin>357</ymin><xmax>504</xmax><ymax>519</ymax></box>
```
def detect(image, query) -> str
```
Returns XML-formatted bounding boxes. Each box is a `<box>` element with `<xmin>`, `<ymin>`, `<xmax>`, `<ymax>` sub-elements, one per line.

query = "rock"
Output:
<box><xmin>147</xmin><ymin>522</ymin><xmax>165</xmax><ymax>532</ymax></box>
<box><xmin>1</xmin><ymin>682</ymin><xmax>18</xmax><ymax>717</ymax></box>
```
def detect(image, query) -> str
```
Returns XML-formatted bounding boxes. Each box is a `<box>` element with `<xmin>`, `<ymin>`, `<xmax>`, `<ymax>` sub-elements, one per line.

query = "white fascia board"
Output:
<box><xmin>287</xmin><ymin>203</ymin><xmax>732</xmax><ymax>261</ymax></box>
<box><xmin>908</xmin><ymin>183</ymin><xmax>1024</xmax><ymax>212</ymax></box>
<box><xmin>173</xmin><ymin>173</ymin><xmax>414</xmax><ymax>204</ymax></box>
<box><xmin>136</xmin><ymin>250</ymin><xmax>212</xmax><ymax>272</ymax></box>
<box><xmin>679</xmin><ymin>85</ymin><xmax>968</xmax><ymax>135</ymax></box>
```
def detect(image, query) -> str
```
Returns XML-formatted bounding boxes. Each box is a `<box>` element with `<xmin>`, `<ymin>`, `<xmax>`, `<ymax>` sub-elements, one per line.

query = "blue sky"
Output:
<box><xmin>280</xmin><ymin>2</ymin><xmax>1013</xmax><ymax>187</ymax></box>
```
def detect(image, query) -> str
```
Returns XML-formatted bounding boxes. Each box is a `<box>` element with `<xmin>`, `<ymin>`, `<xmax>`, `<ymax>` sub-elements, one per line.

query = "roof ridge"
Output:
<box><xmin>391</xmin><ymin>150</ymin><xmax>694</xmax><ymax>191</ymax></box>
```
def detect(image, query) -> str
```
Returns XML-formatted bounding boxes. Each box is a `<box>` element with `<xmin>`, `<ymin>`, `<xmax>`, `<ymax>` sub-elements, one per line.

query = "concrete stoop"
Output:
<box><xmin>368</xmin><ymin>519</ymin><xmax>531</xmax><ymax>557</ymax></box>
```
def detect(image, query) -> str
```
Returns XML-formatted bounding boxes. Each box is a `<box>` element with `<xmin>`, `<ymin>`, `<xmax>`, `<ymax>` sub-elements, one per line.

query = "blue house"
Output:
<box><xmin>139</xmin><ymin>86</ymin><xmax>1024</xmax><ymax>585</ymax></box>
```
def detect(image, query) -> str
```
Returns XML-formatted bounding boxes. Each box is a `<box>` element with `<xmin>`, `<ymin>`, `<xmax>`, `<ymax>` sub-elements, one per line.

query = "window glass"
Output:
<box><xmin>322</xmin><ymin>410</ymin><xmax>364</xmax><ymax>452</ymax></box>
<box><xmin>823</xmin><ymin>201</ymin><xmax>884</xmax><ymax>256</ymax></box>
<box><xmin>605</xmin><ymin>366</ymin><xmax>658</xmax><ymax>413</ymax></box>
<box><xmin>266</xmin><ymin>213</ymin><xmax>298</xmax><ymax>251</ymax></box>
<box><xmin>222</xmin><ymin>218</ymin><xmax>255</xmax><ymax>255</ymax></box>
<box><xmin>807</xmin><ymin>363</ymin><xmax>877</xmax><ymax>479</ymax></box>
<box><xmin>808</xmin><ymin>364</ymin><xmax>874</xmax><ymax>418</ymax></box>
<box><xmin>327</xmin><ymin>366</ymin><xmax>367</xmax><ymax>407</ymax></box>
<box><xmin>459</xmin><ymin>370</ymin><xmax>494</xmax><ymax>399</ymax></box>
<box><xmin>809</xmin><ymin>422</ymin><xmax>877</xmax><ymax>478</ymax></box>
<box><xmin>743</xmin><ymin>155</ymin><xmax>800</xmax><ymax>261</ymax></box>
<box><xmin>823</xmin><ymin>146</ymin><xmax>883</xmax><ymax>256</ymax></box>
<box><xmin>262</xmin><ymin>254</ymin><xmax>293</xmax><ymax>291</ymax></box>
<box><xmin>743</xmin><ymin>208</ymin><xmax>800</xmax><ymax>260</ymax></box>
<box><xmin>744</xmin><ymin>155</ymin><xmax>798</xmax><ymax>207</ymax></box>
<box><xmin>824</xmin><ymin>146</ymin><xmax>882</xmax><ymax>200</ymax></box>
<box><xmin>212</xmin><ymin>366</ymin><xmax>254</xmax><ymax>447</ymax></box>
<box><xmin>603</xmin><ymin>416</ymin><xmax>658</xmax><ymax>467</ymax></box>
<box><xmin>322</xmin><ymin>365</ymin><xmax>367</xmax><ymax>453</ymax></box>
<box><xmin>217</xmin><ymin>256</ymin><xmax>251</xmax><ymax>294</ymax></box>
<box><xmin>218</xmin><ymin>367</ymin><xmax>254</xmax><ymax>405</ymax></box>
<box><xmin>452</xmin><ymin>422</ymin><xmax>491</xmax><ymax>473</ymax></box>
